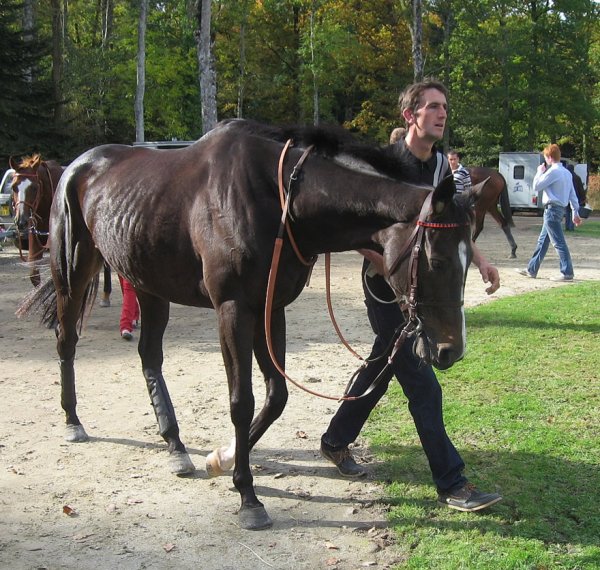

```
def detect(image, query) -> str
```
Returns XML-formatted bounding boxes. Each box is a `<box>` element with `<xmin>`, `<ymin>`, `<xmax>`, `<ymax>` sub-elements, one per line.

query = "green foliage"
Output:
<box><xmin>0</xmin><ymin>0</ymin><xmax>55</xmax><ymax>163</ymax></box>
<box><xmin>2</xmin><ymin>1</ymin><xmax>599</xmax><ymax>167</ymax></box>
<box><xmin>366</xmin><ymin>282</ymin><xmax>600</xmax><ymax>568</ymax></box>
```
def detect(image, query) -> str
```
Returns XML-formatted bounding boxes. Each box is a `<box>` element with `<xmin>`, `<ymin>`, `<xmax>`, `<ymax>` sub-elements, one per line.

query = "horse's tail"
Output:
<box><xmin>15</xmin><ymin>273</ymin><xmax>99</xmax><ymax>331</ymax></box>
<box><xmin>498</xmin><ymin>173</ymin><xmax>515</xmax><ymax>227</ymax></box>
<box><xmin>16</xmin><ymin>277</ymin><xmax>59</xmax><ymax>328</ymax></box>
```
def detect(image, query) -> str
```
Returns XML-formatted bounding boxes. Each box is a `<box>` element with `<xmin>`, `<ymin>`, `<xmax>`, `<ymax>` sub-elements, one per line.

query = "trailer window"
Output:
<box><xmin>513</xmin><ymin>165</ymin><xmax>525</xmax><ymax>180</ymax></box>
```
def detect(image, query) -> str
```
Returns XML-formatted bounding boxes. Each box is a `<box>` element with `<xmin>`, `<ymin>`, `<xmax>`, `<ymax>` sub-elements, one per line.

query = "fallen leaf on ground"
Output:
<box><xmin>295</xmin><ymin>430</ymin><xmax>308</xmax><ymax>438</ymax></box>
<box><xmin>324</xmin><ymin>541</ymin><xmax>339</xmax><ymax>550</ymax></box>
<box><xmin>163</xmin><ymin>543</ymin><xmax>176</xmax><ymax>553</ymax></box>
<box><xmin>62</xmin><ymin>505</ymin><xmax>77</xmax><ymax>516</ymax></box>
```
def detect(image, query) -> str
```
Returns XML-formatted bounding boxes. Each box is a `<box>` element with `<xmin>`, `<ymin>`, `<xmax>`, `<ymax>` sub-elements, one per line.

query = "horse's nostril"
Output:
<box><xmin>436</xmin><ymin>344</ymin><xmax>463</xmax><ymax>369</ymax></box>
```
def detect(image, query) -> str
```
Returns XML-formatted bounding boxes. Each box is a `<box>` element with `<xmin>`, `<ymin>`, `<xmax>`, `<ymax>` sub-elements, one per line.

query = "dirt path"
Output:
<box><xmin>1</xmin><ymin>215</ymin><xmax>598</xmax><ymax>570</ymax></box>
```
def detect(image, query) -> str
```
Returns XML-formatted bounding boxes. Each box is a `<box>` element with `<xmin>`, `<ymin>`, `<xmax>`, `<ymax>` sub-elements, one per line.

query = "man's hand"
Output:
<box><xmin>573</xmin><ymin>214</ymin><xmax>582</xmax><ymax>227</ymax></box>
<box><xmin>478</xmin><ymin>261</ymin><xmax>501</xmax><ymax>295</ymax></box>
<box><xmin>471</xmin><ymin>241</ymin><xmax>500</xmax><ymax>295</ymax></box>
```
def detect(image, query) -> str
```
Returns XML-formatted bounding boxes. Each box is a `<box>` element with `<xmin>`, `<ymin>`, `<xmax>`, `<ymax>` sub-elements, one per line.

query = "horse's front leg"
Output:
<box><xmin>206</xmin><ymin>308</ymin><xmax>288</xmax><ymax>475</ymax></box>
<box><xmin>28</xmin><ymin>234</ymin><xmax>42</xmax><ymax>287</ymax></box>
<box><xmin>136</xmin><ymin>293</ymin><xmax>195</xmax><ymax>476</ymax></box>
<box><xmin>217</xmin><ymin>300</ymin><xmax>272</xmax><ymax>530</ymax></box>
<box><xmin>249</xmin><ymin>306</ymin><xmax>288</xmax><ymax>449</ymax></box>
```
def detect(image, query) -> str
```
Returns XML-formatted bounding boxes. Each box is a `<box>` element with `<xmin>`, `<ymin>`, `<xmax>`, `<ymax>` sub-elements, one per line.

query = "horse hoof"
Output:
<box><xmin>238</xmin><ymin>505</ymin><xmax>273</xmax><ymax>530</ymax></box>
<box><xmin>510</xmin><ymin>253</ymin><xmax>517</xmax><ymax>259</ymax></box>
<box><xmin>65</xmin><ymin>424</ymin><xmax>89</xmax><ymax>442</ymax></box>
<box><xmin>169</xmin><ymin>451</ymin><xmax>195</xmax><ymax>475</ymax></box>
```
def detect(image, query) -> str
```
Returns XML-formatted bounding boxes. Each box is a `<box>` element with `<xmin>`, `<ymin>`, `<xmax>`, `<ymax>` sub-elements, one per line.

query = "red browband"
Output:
<box><xmin>417</xmin><ymin>220</ymin><xmax>468</xmax><ymax>229</ymax></box>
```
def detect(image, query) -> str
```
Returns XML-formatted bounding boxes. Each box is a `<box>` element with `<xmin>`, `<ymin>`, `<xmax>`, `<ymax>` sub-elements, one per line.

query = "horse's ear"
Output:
<box><xmin>431</xmin><ymin>175</ymin><xmax>456</xmax><ymax>214</ymax></box>
<box><xmin>9</xmin><ymin>156</ymin><xmax>19</xmax><ymax>170</ymax></box>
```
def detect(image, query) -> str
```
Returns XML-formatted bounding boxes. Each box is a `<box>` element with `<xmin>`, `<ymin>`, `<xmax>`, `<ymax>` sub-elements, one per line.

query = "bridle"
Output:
<box><xmin>265</xmin><ymin>139</ymin><xmax>470</xmax><ymax>401</ymax></box>
<box><xmin>12</xmin><ymin>162</ymin><xmax>56</xmax><ymax>257</ymax></box>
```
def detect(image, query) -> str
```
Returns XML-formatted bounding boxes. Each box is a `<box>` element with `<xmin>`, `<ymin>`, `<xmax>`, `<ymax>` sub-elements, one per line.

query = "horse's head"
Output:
<box><xmin>9</xmin><ymin>154</ymin><xmax>48</xmax><ymax>233</ymax></box>
<box><xmin>379</xmin><ymin>176</ymin><xmax>479</xmax><ymax>370</ymax></box>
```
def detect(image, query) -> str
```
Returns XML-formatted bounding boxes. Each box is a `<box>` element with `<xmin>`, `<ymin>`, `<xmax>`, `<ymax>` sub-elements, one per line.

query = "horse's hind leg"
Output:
<box><xmin>135</xmin><ymin>292</ymin><xmax>195</xmax><ymax>475</ymax></box>
<box><xmin>54</xmin><ymin>251</ymin><xmax>102</xmax><ymax>442</ymax></box>
<box><xmin>489</xmin><ymin>208</ymin><xmax>518</xmax><ymax>258</ymax></box>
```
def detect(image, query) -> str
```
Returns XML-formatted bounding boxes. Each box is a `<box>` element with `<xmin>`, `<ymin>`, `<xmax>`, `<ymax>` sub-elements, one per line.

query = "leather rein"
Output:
<box><xmin>264</xmin><ymin>140</ymin><xmax>468</xmax><ymax>401</ymax></box>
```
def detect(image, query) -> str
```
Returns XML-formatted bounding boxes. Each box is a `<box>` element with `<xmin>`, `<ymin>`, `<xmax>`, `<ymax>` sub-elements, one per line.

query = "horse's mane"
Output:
<box><xmin>220</xmin><ymin>118</ymin><xmax>415</xmax><ymax>180</ymax></box>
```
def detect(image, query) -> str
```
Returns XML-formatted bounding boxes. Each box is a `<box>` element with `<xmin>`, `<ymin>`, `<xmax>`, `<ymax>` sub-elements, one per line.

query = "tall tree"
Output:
<box><xmin>134</xmin><ymin>0</ymin><xmax>148</xmax><ymax>143</ymax></box>
<box><xmin>195</xmin><ymin>0</ymin><xmax>218</xmax><ymax>133</ymax></box>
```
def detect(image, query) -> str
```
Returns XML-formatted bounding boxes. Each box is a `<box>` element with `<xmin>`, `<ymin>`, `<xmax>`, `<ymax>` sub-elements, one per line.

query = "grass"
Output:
<box><xmin>573</xmin><ymin>219</ymin><xmax>600</xmax><ymax>238</ymax></box>
<box><xmin>365</xmin><ymin>282</ymin><xmax>600</xmax><ymax>569</ymax></box>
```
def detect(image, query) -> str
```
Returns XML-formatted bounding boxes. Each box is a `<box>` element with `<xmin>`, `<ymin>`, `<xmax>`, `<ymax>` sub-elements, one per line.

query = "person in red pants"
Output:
<box><xmin>118</xmin><ymin>275</ymin><xmax>139</xmax><ymax>340</ymax></box>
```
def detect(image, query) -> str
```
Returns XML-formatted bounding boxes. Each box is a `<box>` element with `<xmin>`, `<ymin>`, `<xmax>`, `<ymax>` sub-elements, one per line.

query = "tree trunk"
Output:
<box><xmin>134</xmin><ymin>0</ymin><xmax>148</xmax><ymax>143</ymax></box>
<box><xmin>236</xmin><ymin>1</ymin><xmax>248</xmax><ymax>118</ymax></box>
<box><xmin>310</xmin><ymin>3</ymin><xmax>319</xmax><ymax>125</ymax></box>
<box><xmin>22</xmin><ymin>0</ymin><xmax>35</xmax><ymax>83</ymax></box>
<box><xmin>411</xmin><ymin>0</ymin><xmax>424</xmax><ymax>82</ymax></box>
<box><xmin>50</xmin><ymin>0</ymin><xmax>64</xmax><ymax>125</ymax></box>
<box><xmin>195</xmin><ymin>0</ymin><xmax>218</xmax><ymax>134</ymax></box>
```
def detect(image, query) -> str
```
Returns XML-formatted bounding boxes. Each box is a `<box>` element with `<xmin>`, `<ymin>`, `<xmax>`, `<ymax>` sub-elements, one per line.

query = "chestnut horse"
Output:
<box><xmin>9</xmin><ymin>155</ymin><xmax>63</xmax><ymax>286</ymax></box>
<box><xmin>18</xmin><ymin>119</ymin><xmax>484</xmax><ymax>530</ymax></box>
<box><xmin>469</xmin><ymin>166</ymin><xmax>518</xmax><ymax>258</ymax></box>
<box><xmin>9</xmin><ymin>154</ymin><xmax>113</xmax><ymax>296</ymax></box>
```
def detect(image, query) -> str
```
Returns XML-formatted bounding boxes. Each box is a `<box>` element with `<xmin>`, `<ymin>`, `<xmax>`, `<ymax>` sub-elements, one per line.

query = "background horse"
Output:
<box><xmin>18</xmin><ymin>120</ymin><xmax>482</xmax><ymax>530</ymax></box>
<box><xmin>469</xmin><ymin>166</ymin><xmax>518</xmax><ymax>258</ymax></box>
<box><xmin>9</xmin><ymin>155</ymin><xmax>113</xmax><ymax>298</ymax></box>
<box><xmin>9</xmin><ymin>155</ymin><xmax>63</xmax><ymax>286</ymax></box>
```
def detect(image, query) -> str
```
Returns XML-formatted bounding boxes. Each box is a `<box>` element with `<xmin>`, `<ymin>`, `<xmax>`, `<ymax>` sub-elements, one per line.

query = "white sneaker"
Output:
<box><xmin>550</xmin><ymin>274</ymin><xmax>574</xmax><ymax>282</ymax></box>
<box><xmin>515</xmin><ymin>268</ymin><xmax>535</xmax><ymax>278</ymax></box>
<box><xmin>121</xmin><ymin>330</ymin><xmax>133</xmax><ymax>340</ymax></box>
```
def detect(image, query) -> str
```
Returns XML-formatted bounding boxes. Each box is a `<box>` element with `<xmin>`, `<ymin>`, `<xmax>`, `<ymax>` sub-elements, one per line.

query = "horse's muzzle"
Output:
<box><xmin>413</xmin><ymin>336</ymin><xmax>464</xmax><ymax>370</ymax></box>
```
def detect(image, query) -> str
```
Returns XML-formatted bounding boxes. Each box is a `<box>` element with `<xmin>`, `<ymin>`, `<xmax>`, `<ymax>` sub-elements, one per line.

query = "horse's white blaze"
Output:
<box><xmin>16</xmin><ymin>178</ymin><xmax>32</xmax><ymax>218</ymax></box>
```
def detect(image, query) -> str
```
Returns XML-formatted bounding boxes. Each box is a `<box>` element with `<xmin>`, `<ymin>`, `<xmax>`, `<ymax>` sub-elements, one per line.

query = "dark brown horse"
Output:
<box><xmin>9</xmin><ymin>155</ymin><xmax>64</xmax><ymax>286</ymax></box>
<box><xmin>18</xmin><ymin>119</ymin><xmax>484</xmax><ymax>530</ymax></box>
<box><xmin>469</xmin><ymin>166</ymin><xmax>518</xmax><ymax>258</ymax></box>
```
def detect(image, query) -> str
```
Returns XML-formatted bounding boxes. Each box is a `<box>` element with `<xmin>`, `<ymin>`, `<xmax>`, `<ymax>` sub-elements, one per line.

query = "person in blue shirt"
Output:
<box><xmin>516</xmin><ymin>144</ymin><xmax>581</xmax><ymax>281</ymax></box>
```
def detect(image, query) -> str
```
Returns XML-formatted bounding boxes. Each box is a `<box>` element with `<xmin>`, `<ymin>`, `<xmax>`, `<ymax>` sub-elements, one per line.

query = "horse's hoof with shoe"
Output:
<box><xmin>238</xmin><ymin>504</ymin><xmax>273</xmax><ymax>530</ymax></box>
<box><xmin>64</xmin><ymin>424</ymin><xmax>89</xmax><ymax>442</ymax></box>
<box><xmin>169</xmin><ymin>450</ymin><xmax>196</xmax><ymax>476</ymax></box>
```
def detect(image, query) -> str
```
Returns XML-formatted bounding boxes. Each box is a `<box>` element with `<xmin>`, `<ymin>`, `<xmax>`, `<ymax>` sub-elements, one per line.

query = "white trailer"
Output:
<box><xmin>499</xmin><ymin>152</ymin><xmax>588</xmax><ymax>213</ymax></box>
<box><xmin>499</xmin><ymin>152</ymin><xmax>544</xmax><ymax>212</ymax></box>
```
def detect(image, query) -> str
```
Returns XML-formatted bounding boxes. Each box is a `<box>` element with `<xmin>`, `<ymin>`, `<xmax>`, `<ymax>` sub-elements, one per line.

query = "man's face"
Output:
<box><xmin>448</xmin><ymin>153</ymin><xmax>460</xmax><ymax>171</ymax></box>
<box><xmin>404</xmin><ymin>88</ymin><xmax>448</xmax><ymax>142</ymax></box>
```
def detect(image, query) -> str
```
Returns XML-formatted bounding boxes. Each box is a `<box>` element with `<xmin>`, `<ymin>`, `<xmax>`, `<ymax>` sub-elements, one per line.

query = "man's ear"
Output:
<box><xmin>431</xmin><ymin>175</ymin><xmax>456</xmax><ymax>214</ymax></box>
<box><xmin>402</xmin><ymin>108</ymin><xmax>414</xmax><ymax>125</ymax></box>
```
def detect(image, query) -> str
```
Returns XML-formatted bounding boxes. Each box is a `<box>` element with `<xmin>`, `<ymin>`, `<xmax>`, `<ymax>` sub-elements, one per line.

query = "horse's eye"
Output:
<box><xmin>430</xmin><ymin>258</ymin><xmax>445</xmax><ymax>270</ymax></box>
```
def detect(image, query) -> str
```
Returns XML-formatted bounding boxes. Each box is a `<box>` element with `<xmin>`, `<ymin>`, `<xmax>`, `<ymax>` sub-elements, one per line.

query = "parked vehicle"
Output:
<box><xmin>0</xmin><ymin>168</ymin><xmax>15</xmax><ymax>219</ymax></box>
<box><xmin>499</xmin><ymin>152</ymin><xmax>588</xmax><ymax>213</ymax></box>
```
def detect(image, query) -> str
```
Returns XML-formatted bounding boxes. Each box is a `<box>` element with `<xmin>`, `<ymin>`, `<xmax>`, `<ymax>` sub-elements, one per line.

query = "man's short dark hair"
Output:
<box><xmin>398</xmin><ymin>78</ymin><xmax>448</xmax><ymax>125</ymax></box>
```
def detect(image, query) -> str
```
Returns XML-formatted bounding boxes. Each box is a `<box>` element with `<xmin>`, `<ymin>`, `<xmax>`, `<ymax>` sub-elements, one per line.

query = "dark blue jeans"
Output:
<box><xmin>322</xmin><ymin>271</ymin><xmax>467</xmax><ymax>492</ymax></box>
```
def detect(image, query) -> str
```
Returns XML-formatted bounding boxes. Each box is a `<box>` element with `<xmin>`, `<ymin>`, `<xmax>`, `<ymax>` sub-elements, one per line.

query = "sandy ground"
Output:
<box><xmin>0</xmin><ymin>215</ymin><xmax>598</xmax><ymax>570</ymax></box>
